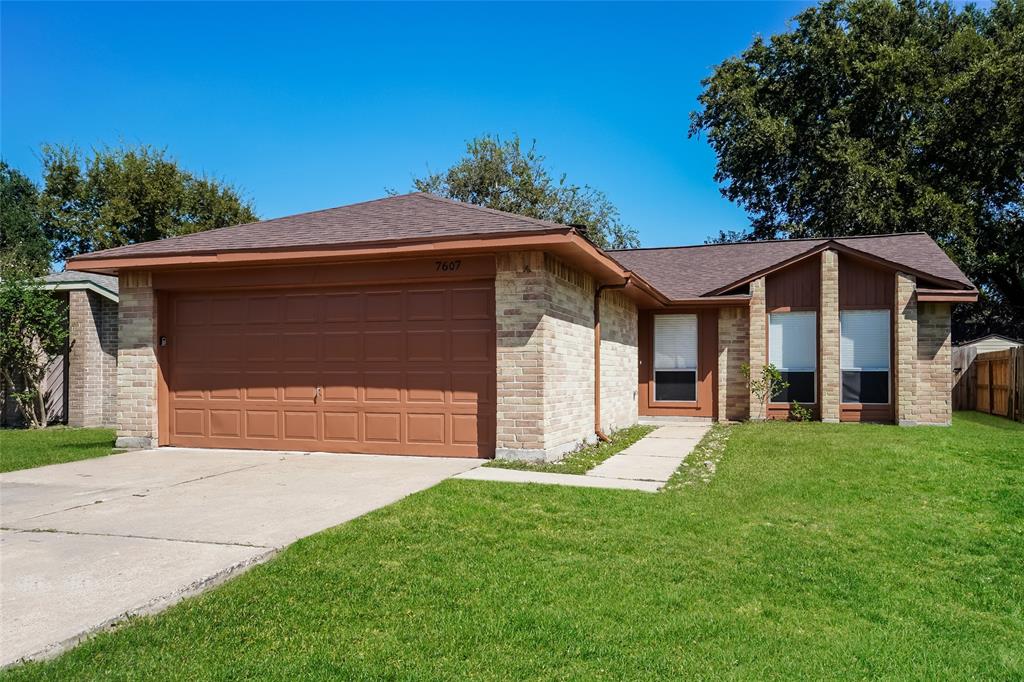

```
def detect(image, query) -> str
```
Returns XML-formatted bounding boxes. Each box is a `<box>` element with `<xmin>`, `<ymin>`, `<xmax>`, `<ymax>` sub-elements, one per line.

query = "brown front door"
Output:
<box><xmin>164</xmin><ymin>280</ymin><xmax>495</xmax><ymax>457</ymax></box>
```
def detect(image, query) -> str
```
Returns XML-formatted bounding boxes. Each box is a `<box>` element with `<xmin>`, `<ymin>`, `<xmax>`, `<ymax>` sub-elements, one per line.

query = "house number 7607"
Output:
<box><xmin>435</xmin><ymin>260</ymin><xmax>461</xmax><ymax>272</ymax></box>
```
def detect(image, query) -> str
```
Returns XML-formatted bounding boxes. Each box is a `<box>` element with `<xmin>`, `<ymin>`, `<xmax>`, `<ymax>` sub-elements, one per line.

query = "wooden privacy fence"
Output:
<box><xmin>953</xmin><ymin>346</ymin><xmax>1023</xmax><ymax>422</ymax></box>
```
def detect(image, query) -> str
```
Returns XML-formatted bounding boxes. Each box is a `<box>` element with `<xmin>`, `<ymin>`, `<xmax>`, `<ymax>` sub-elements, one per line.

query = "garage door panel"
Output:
<box><xmin>364</xmin><ymin>372</ymin><xmax>402</xmax><ymax>402</ymax></box>
<box><xmin>245</xmin><ymin>410</ymin><xmax>279</xmax><ymax>439</ymax></box>
<box><xmin>323</xmin><ymin>332</ymin><xmax>360</xmax><ymax>361</ymax></box>
<box><xmin>451</xmin><ymin>330</ymin><xmax>492</xmax><ymax>362</ymax></box>
<box><xmin>364</xmin><ymin>332</ymin><xmax>403</xmax><ymax>361</ymax></box>
<box><xmin>364</xmin><ymin>412</ymin><xmax>401</xmax><ymax>442</ymax></box>
<box><xmin>407</xmin><ymin>330</ymin><xmax>447</xmax><ymax>362</ymax></box>
<box><xmin>173</xmin><ymin>409</ymin><xmax>205</xmax><ymax>436</ymax></box>
<box><xmin>283</xmin><ymin>410</ymin><xmax>318</xmax><ymax>440</ymax></box>
<box><xmin>365</xmin><ymin>291</ymin><xmax>403</xmax><ymax>321</ymax></box>
<box><xmin>323</xmin><ymin>411</ymin><xmax>359</xmax><ymax>442</ymax></box>
<box><xmin>166</xmin><ymin>279</ymin><xmax>494</xmax><ymax>457</ymax></box>
<box><xmin>209</xmin><ymin>409</ymin><xmax>242</xmax><ymax>438</ymax></box>
<box><xmin>407</xmin><ymin>413</ymin><xmax>445</xmax><ymax>444</ymax></box>
<box><xmin>407</xmin><ymin>290</ymin><xmax>446</xmax><ymax>320</ymax></box>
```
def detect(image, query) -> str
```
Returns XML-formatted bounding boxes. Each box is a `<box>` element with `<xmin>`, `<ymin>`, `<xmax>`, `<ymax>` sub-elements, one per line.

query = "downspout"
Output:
<box><xmin>594</xmin><ymin>278</ymin><xmax>629</xmax><ymax>442</ymax></box>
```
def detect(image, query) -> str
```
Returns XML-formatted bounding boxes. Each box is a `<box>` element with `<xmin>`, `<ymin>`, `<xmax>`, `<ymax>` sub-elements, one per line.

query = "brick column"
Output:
<box><xmin>718</xmin><ymin>307</ymin><xmax>750</xmax><ymax>421</ymax></box>
<box><xmin>895</xmin><ymin>272</ymin><xmax>917</xmax><ymax>425</ymax></box>
<box><xmin>116</xmin><ymin>271</ymin><xmax>158</xmax><ymax>449</ymax></box>
<box><xmin>495</xmin><ymin>252</ymin><xmax>547</xmax><ymax>460</ymax></box>
<box><xmin>916</xmin><ymin>302</ymin><xmax>952</xmax><ymax>425</ymax></box>
<box><xmin>748</xmin><ymin>276</ymin><xmax>767</xmax><ymax>420</ymax></box>
<box><xmin>68</xmin><ymin>290</ymin><xmax>103</xmax><ymax>427</ymax></box>
<box><xmin>819</xmin><ymin>250</ymin><xmax>840</xmax><ymax>422</ymax></box>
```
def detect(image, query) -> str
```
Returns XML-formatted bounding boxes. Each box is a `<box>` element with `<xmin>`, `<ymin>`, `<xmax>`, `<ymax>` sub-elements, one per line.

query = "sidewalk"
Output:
<box><xmin>455</xmin><ymin>424</ymin><xmax>711</xmax><ymax>492</ymax></box>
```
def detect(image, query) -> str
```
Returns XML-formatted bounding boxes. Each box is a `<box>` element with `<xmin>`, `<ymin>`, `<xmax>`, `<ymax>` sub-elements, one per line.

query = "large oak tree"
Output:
<box><xmin>406</xmin><ymin>134</ymin><xmax>639</xmax><ymax>250</ymax></box>
<box><xmin>691</xmin><ymin>0</ymin><xmax>1023</xmax><ymax>338</ymax></box>
<box><xmin>40</xmin><ymin>144</ymin><xmax>258</xmax><ymax>261</ymax></box>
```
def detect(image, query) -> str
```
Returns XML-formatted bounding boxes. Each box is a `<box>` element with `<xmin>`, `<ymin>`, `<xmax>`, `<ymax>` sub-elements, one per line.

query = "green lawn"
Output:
<box><xmin>484</xmin><ymin>423</ymin><xmax>656</xmax><ymax>474</ymax></box>
<box><xmin>6</xmin><ymin>412</ymin><xmax>1023</xmax><ymax>680</ymax></box>
<box><xmin>0</xmin><ymin>427</ymin><xmax>118</xmax><ymax>473</ymax></box>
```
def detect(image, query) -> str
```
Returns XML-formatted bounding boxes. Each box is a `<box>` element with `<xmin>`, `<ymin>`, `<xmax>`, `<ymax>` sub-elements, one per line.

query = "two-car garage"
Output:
<box><xmin>160</xmin><ymin>271</ymin><xmax>496</xmax><ymax>458</ymax></box>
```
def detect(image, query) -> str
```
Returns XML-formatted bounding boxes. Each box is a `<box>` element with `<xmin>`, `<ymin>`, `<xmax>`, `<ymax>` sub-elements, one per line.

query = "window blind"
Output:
<box><xmin>654</xmin><ymin>314</ymin><xmax>697</xmax><ymax>370</ymax></box>
<box><xmin>840</xmin><ymin>310</ymin><xmax>890</xmax><ymax>371</ymax></box>
<box><xmin>768</xmin><ymin>311</ymin><xmax>816</xmax><ymax>372</ymax></box>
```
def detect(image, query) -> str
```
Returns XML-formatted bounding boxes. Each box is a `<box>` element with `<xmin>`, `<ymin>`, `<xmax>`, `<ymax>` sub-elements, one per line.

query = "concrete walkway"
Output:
<box><xmin>0</xmin><ymin>448</ymin><xmax>481</xmax><ymax>667</ymax></box>
<box><xmin>455</xmin><ymin>424</ymin><xmax>711</xmax><ymax>492</ymax></box>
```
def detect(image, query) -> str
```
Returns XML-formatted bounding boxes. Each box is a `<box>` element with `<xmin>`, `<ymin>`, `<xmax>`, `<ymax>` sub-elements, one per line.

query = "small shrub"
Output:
<box><xmin>789</xmin><ymin>401</ymin><xmax>813</xmax><ymax>422</ymax></box>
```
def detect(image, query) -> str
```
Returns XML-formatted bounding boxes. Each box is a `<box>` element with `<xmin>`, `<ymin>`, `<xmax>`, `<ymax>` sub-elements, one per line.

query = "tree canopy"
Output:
<box><xmin>40</xmin><ymin>144</ymin><xmax>258</xmax><ymax>261</ymax></box>
<box><xmin>1</xmin><ymin>161</ymin><xmax>50</xmax><ymax>275</ymax></box>
<box><xmin>406</xmin><ymin>134</ymin><xmax>639</xmax><ymax>249</ymax></box>
<box><xmin>690</xmin><ymin>0</ymin><xmax>1024</xmax><ymax>338</ymax></box>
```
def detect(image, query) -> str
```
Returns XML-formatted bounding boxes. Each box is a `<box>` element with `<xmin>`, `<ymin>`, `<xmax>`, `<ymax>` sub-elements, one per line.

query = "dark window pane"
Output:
<box><xmin>772</xmin><ymin>371</ymin><xmax>815</xmax><ymax>403</ymax></box>
<box><xmin>655</xmin><ymin>370</ymin><xmax>696</xmax><ymax>401</ymax></box>
<box><xmin>842</xmin><ymin>371</ymin><xmax>889</xmax><ymax>404</ymax></box>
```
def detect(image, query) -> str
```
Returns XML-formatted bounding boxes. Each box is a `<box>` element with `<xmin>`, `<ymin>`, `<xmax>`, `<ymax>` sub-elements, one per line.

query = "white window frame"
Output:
<box><xmin>840</xmin><ymin>309</ymin><xmax>891</xmax><ymax>405</ymax></box>
<box><xmin>653</xmin><ymin>313</ymin><xmax>698</xmax><ymax>403</ymax></box>
<box><xmin>768</xmin><ymin>310</ymin><xmax>817</xmax><ymax>404</ymax></box>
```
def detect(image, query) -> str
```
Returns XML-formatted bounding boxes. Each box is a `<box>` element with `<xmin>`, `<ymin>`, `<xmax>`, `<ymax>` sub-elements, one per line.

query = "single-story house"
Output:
<box><xmin>1</xmin><ymin>272</ymin><xmax>118</xmax><ymax>428</ymax></box>
<box><xmin>955</xmin><ymin>333</ymin><xmax>1022</xmax><ymax>353</ymax></box>
<box><xmin>66</xmin><ymin>193</ymin><xmax>977</xmax><ymax>460</ymax></box>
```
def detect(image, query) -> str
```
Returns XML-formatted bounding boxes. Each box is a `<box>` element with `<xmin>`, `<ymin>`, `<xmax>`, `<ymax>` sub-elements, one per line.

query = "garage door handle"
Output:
<box><xmin>314</xmin><ymin>386</ymin><xmax>322</xmax><ymax>404</ymax></box>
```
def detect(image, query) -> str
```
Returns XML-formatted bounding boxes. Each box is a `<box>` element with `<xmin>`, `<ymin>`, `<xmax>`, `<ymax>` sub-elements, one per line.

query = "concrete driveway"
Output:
<box><xmin>0</xmin><ymin>448</ymin><xmax>481</xmax><ymax>667</ymax></box>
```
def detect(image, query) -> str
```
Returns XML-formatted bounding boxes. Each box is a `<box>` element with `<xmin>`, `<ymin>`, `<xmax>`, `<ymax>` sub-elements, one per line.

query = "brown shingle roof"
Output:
<box><xmin>69</xmin><ymin>192</ymin><xmax>974</xmax><ymax>300</ymax></box>
<box><xmin>611</xmin><ymin>233</ymin><xmax>973</xmax><ymax>299</ymax></box>
<box><xmin>70</xmin><ymin>192</ymin><xmax>570</xmax><ymax>261</ymax></box>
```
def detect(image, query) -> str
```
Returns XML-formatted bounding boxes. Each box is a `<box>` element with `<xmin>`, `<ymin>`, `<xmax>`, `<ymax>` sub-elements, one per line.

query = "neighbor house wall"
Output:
<box><xmin>599</xmin><ymin>289</ymin><xmax>638</xmax><ymax>432</ymax></box>
<box><xmin>68</xmin><ymin>289</ymin><xmax>118</xmax><ymax>428</ymax></box>
<box><xmin>116</xmin><ymin>271</ymin><xmax>158</xmax><ymax>448</ymax></box>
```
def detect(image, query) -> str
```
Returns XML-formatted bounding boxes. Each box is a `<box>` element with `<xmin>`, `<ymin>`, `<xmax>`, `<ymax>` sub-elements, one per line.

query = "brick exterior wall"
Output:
<box><xmin>895</xmin><ymin>272</ymin><xmax>917</xmax><ymax>425</ymax></box>
<box><xmin>718</xmin><ymin>306</ymin><xmax>750</xmax><ymax>421</ymax></box>
<box><xmin>748</xmin><ymin>276</ymin><xmax>767</xmax><ymax>420</ymax></box>
<box><xmin>599</xmin><ymin>289</ymin><xmax>638</xmax><ymax>433</ymax></box>
<box><xmin>68</xmin><ymin>290</ymin><xmax>118</xmax><ymax>428</ymax></box>
<box><xmin>116</xmin><ymin>271</ymin><xmax>158</xmax><ymax>448</ymax></box>
<box><xmin>495</xmin><ymin>251</ymin><xmax>636</xmax><ymax>461</ymax></box>
<box><xmin>916</xmin><ymin>302</ymin><xmax>952</xmax><ymax>425</ymax></box>
<box><xmin>819</xmin><ymin>250</ymin><xmax>840</xmax><ymax>422</ymax></box>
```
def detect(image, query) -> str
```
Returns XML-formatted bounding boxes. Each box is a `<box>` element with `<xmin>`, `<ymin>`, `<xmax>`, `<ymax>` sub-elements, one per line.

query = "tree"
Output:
<box><xmin>40</xmin><ymin>143</ymin><xmax>258</xmax><ymax>261</ymax></box>
<box><xmin>690</xmin><ymin>0</ymin><xmax>1024</xmax><ymax>339</ymax></box>
<box><xmin>0</xmin><ymin>259</ymin><xmax>69</xmax><ymax>428</ymax></box>
<box><xmin>405</xmin><ymin>134</ymin><xmax>640</xmax><ymax>249</ymax></box>
<box><xmin>1</xmin><ymin>161</ymin><xmax>50</xmax><ymax>275</ymax></box>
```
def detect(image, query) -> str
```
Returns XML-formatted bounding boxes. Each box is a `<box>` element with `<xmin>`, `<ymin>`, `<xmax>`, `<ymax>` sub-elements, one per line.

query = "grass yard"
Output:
<box><xmin>0</xmin><ymin>427</ymin><xmax>117</xmax><ymax>473</ymax></box>
<box><xmin>6</xmin><ymin>412</ymin><xmax>1023</xmax><ymax>680</ymax></box>
<box><xmin>484</xmin><ymin>423</ymin><xmax>656</xmax><ymax>474</ymax></box>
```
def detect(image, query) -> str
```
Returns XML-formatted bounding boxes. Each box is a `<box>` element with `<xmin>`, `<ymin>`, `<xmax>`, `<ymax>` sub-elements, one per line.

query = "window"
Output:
<box><xmin>768</xmin><ymin>311</ymin><xmax>816</xmax><ymax>403</ymax></box>
<box><xmin>841</xmin><ymin>310</ymin><xmax>890</xmax><ymax>404</ymax></box>
<box><xmin>654</xmin><ymin>314</ymin><xmax>697</xmax><ymax>401</ymax></box>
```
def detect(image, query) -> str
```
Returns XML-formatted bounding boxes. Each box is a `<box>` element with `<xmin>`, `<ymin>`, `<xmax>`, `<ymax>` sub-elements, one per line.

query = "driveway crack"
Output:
<box><xmin>2</xmin><ymin>527</ymin><xmax>275</xmax><ymax>550</ymax></box>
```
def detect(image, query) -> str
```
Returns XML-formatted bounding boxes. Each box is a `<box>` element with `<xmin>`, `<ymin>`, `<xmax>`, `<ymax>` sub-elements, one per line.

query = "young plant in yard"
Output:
<box><xmin>789</xmin><ymin>401</ymin><xmax>813</xmax><ymax>422</ymax></box>
<box><xmin>741</xmin><ymin>362</ymin><xmax>788</xmax><ymax>419</ymax></box>
<box><xmin>0</xmin><ymin>259</ymin><xmax>69</xmax><ymax>428</ymax></box>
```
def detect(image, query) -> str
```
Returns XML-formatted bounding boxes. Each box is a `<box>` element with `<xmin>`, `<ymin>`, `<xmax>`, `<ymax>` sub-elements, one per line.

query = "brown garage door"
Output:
<box><xmin>164</xmin><ymin>280</ymin><xmax>495</xmax><ymax>457</ymax></box>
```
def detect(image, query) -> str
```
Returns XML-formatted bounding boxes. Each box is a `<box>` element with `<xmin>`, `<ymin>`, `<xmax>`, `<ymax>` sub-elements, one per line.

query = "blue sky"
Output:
<box><xmin>2</xmin><ymin>1</ymin><xmax>814</xmax><ymax>248</ymax></box>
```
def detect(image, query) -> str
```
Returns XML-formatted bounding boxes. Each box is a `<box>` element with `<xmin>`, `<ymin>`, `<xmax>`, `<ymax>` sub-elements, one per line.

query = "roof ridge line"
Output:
<box><xmin>610</xmin><ymin>231</ymin><xmax>930</xmax><ymax>252</ymax></box>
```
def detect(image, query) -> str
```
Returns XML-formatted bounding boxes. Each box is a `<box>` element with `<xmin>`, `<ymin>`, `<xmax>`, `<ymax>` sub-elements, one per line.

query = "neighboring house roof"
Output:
<box><xmin>40</xmin><ymin>271</ymin><xmax>119</xmax><ymax>302</ymax></box>
<box><xmin>610</xmin><ymin>232</ymin><xmax>974</xmax><ymax>299</ymax></box>
<box><xmin>65</xmin><ymin>192</ymin><xmax>976</xmax><ymax>304</ymax></box>
<box><xmin>69</xmin><ymin>193</ymin><xmax>571</xmax><ymax>262</ymax></box>
<box><xmin>956</xmin><ymin>333</ymin><xmax>1023</xmax><ymax>347</ymax></box>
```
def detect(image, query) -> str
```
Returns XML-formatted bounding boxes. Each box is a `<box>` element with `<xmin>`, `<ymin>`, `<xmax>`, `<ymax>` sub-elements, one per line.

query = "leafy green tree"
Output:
<box><xmin>40</xmin><ymin>144</ymin><xmax>258</xmax><ymax>260</ymax></box>
<box><xmin>1</xmin><ymin>161</ymin><xmax>50</xmax><ymax>275</ymax></box>
<box><xmin>690</xmin><ymin>0</ymin><xmax>1024</xmax><ymax>338</ymax></box>
<box><xmin>406</xmin><ymin>134</ymin><xmax>639</xmax><ymax>249</ymax></box>
<box><xmin>0</xmin><ymin>259</ymin><xmax>69</xmax><ymax>428</ymax></box>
